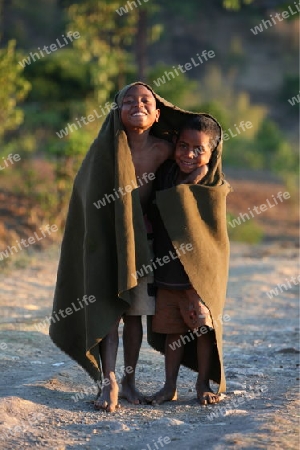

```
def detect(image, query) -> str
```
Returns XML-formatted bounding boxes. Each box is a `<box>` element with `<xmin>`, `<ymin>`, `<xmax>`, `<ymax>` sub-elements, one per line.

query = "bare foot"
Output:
<box><xmin>146</xmin><ymin>386</ymin><xmax>178</xmax><ymax>405</ymax></box>
<box><xmin>94</xmin><ymin>380</ymin><xmax>120</xmax><ymax>412</ymax></box>
<box><xmin>120</xmin><ymin>377</ymin><xmax>146</xmax><ymax>405</ymax></box>
<box><xmin>196</xmin><ymin>381</ymin><xmax>220</xmax><ymax>405</ymax></box>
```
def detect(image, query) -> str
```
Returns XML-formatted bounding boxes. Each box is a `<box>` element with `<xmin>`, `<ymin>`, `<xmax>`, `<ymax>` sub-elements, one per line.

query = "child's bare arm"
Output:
<box><xmin>178</xmin><ymin>165</ymin><xmax>209</xmax><ymax>185</ymax></box>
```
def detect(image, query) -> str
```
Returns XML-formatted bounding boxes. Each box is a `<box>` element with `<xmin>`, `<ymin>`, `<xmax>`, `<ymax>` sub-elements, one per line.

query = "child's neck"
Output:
<box><xmin>126</xmin><ymin>129</ymin><xmax>151</xmax><ymax>151</ymax></box>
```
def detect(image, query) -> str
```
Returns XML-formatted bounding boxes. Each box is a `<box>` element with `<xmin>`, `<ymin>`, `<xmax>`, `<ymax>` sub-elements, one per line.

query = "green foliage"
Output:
<box><xmin>255</xmin><ymin>119</ymin><xmax>283</xmax><ymax>156</ymax></box>
<box><xmin>225</xmin><ymin>36</ymin><xmax>246</xmax><ymax>71</ymax></box>
<box><xmin>222</xmin><ymin>118</ymin><xmax>299</xmax><ymax>179</ymax></box>
<box><xmin>227</xmin><ymin>213</ymin><xmax>264</xmax><ymax>244</ymax></box>
<box><xmin>48</xmin><ymin>127</ymin><xmax>93</xmax><ymax>158</ymax></box>
<box><xmin>147</xmin><ymin>63</ymin><xmax>197</xmax><ymax>107</ymax></box>
<box><xmin>193</xmin><ymin>101</ymin><xmax>230</xmax><ymax>130</ymax></box>
<box><xmin>255</xmin><ymin>119</ymin><xmax>299</xmax><ymax>175</ymax></box>
<box><xmin>18</xmin><ymin>45</ymin><xmax>102</xmax><ymax>224</ymax></box>
<box><xmin>185</xmin><ymin>65</ymin><xmax>294</xmax><ymax>174</ymax></box>
<box><xmin>280</xmin><ymin>74</ymin><xmax>299</xmax><ymax>113</ymax></box>
<box><xmin>1</xmin><ymin>0</ymin><xmax>64</xmax><ymax>47</ymax></box>
<box><xmin>0</xmin><ymin>40</ymin><xmax>31</xmax><ymax>140</ymax></box>
<box><xmin>23</xmin><ymin>49</ymin><xmax>93</xmax><ymax>132</ymax></box>
<box><xmin>194</xmin><ymin>66</ymin><xmax>267</xmax><ymax>138</ymax></box>
<box><xmin>223</xmin><ymin>137</ymin><xmax>265</xmax><ymax>169</ymax></box>
<box><xmin>277</xmin><ymin>2</ymin><xmax>300</xmax><ymax>17</ymax></box>
<box><xmin>223</xmin><ymin>0</ymin><xmax>253</xmax><ymax>10</ymax></box>
<box><xmin>24</xmin><ymin>50</ymin><xmax>93</xmax><ymax>103</ymax></box>
<box><xmin>67</xmin><ymin>0</ymin><xmax>136</xmax><ymax>103</ymax></box>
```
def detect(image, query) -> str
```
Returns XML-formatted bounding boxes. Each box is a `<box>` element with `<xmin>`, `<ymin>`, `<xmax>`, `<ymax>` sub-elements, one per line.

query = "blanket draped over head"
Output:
<box><xmin>49</xmin><ymin>81</ymin><xmax>231</xmax><ymax>392</ymax></box>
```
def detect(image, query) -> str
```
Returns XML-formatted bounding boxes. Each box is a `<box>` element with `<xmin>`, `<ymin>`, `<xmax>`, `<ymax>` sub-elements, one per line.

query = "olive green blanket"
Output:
<box><xmin>147</xmin><ymin>181</ymin><xmax>231</xmax><ymax>392</ymax></box>
<box><xmin>49</xmin><ymin>81</ymin><xmax>230</xmax><ymax>392</ymax></box>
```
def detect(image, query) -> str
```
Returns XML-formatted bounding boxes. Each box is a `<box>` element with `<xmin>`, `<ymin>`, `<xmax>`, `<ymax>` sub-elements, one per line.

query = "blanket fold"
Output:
<box><xmin>147</xmin><ymin>181</ymin><xmax>231</xmax><ymax>392</ymax></box>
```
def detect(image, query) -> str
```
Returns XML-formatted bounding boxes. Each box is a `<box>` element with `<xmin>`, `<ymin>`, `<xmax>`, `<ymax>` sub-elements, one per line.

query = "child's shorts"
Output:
<box><xmin>152</xmin><ymin>288</ymin><xmax>213</xmax><ymax>334</ymax></box>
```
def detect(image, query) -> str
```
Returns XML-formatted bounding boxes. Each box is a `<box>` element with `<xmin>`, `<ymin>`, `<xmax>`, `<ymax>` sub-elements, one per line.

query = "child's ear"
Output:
<box><xmin>155</xmin><ymin>108</ymin><xmax>160</xmax><ymax>122</ymax></box>
<box><xmin>172</xmin><ymin>132</ymin><xmax>178</xmax><ymax>145</ymax></box>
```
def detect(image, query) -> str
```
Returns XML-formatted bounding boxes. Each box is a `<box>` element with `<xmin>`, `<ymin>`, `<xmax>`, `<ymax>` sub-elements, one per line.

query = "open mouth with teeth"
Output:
<box><xmin>179</xmin><ymin>160</ymin><xmax>196</xmax><ymax>167</ymax></box>
<box><xmin>131</xmin><ymin>112</ymin><xmax>147</xmax><ymax>116</ymax></box>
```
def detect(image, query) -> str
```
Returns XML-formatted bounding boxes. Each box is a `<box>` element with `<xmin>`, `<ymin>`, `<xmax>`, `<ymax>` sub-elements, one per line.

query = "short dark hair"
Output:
<box><xmin>178</xmin><ymin>115</ymin><xmax>221</xmax><ymax>150</ymax></box>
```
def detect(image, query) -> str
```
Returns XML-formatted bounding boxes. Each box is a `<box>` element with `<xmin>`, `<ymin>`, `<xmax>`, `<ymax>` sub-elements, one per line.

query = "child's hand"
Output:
<box><xmin>179</xmin><ymin>165</ymin><xmax>209</xmax><ymax>185</ymax></box>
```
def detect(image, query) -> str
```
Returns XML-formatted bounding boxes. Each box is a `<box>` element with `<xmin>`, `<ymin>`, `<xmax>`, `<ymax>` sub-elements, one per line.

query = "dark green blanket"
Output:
<box><xmin>49</xmin><ymin>82</ymin><xmax>230</xmax><ymax>392</ymax></box>
<box><xmin>147</xmin><ymin>181</ymin><xmax>231</xmax><ymax>392</ymax></box>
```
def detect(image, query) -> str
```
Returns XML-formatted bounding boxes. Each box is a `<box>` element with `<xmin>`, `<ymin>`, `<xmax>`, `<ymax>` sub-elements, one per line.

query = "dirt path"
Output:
<box><xmin>0</xmin><ymin>243</ymin><xmax>299</xmax><ymax>450</ymax></box>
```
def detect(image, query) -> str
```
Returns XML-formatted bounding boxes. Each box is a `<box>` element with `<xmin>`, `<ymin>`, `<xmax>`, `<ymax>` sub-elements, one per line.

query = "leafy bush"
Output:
<box><xmin>280</xmin><ymin>74</ymin><xmax>299</xmax><ymax>109</ymax></box>
<box><xmin>0</xmin><ymin>40</ymin><xmax>30</xmax><ymax>140</ymax></box>
<box><xmin>227</xmin><ymin>213</ymin><xmax>264</xmax><ymax>244</ymax></box>
<box><xmin>147</xmin><ymin>63</ymin><xmax>197</xmax><ymax>107</ymax></box>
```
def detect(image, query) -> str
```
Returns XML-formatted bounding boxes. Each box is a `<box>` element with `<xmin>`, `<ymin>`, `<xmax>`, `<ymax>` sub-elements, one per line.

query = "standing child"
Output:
<box><xmin>94</xmin><ymin>83</ymin><xmax>173</xmax><ymax>411</ymax></box>
<box><xmin>50</xmin><ymin>82</ymin><xmax>200</xmax><ymax>412</ymax></box>
<box><xmin>147</xmin><ymin>115</ymin><xmax>231</xmax><ymax>405</ymax></box>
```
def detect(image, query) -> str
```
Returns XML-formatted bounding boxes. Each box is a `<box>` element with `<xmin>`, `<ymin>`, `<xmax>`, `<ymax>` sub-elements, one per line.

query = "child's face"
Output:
<box><xmin>175</xmin><ymin>129</ymin><xmax>212</xmax><ymax>174</ymax></box>
<box><xmin>120</xmin><ymin>85</ymin><xmax>160</xmax><ymax>131</ymax></box>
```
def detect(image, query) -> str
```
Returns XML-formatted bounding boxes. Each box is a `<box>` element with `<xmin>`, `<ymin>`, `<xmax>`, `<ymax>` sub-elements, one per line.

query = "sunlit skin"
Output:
<box><xmin>175</xmin><ymin>129</ymin><xmax>212</xmax><ymax>183</ymax></box>
<box><xmin>94</xmin><ymin>84</ymin><xmax>172</xmax><ymax>413</ymax></box>
<box><xmin>146</xmin><ymin>327</ymin><xmax>220</xmax><ymax>406</ymax></box>
<box><xmin>120</xmin><ymin>85</ymin><xmax>173</xmax><ymax>209</ymax></box>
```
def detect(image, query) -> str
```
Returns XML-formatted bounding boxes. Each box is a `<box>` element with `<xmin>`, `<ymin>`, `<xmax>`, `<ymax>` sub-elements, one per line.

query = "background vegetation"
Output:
<box><xmin>0</xmin><ymin>0</ymin><xmax>298</xmax><ymax>242</ymax></box>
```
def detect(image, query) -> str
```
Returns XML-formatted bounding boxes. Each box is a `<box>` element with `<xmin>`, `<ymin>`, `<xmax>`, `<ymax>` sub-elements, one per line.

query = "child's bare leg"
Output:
<box><xmin>196</xmin><ymin>329</ymin><xmax>220</xmax><ymax>405</ymax></box>
<box><xmin>94</xmin><ymin>319</ymin><xmax>120</xmax><ymax>412</ymax></box>
<box><xmin>149</xmin><ymin>334</ymin><xmax>183</xmax><ymax>405</ymax></box>
<box><xmin>121</xmin><ymin>315</ymin><xmax>145</xmax><ymax>404</ymax></box>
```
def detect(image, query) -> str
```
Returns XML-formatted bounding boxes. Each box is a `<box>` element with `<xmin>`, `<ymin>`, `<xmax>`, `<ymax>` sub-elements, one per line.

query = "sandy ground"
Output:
<box><xmin>0</xmin><ymin>243</ymin><xmax>299</xmax><ymax>450</ymax></box>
